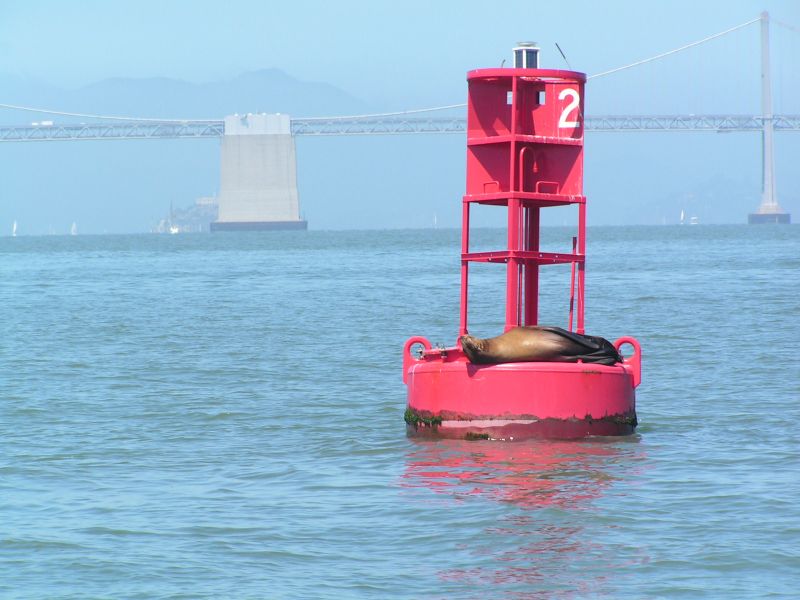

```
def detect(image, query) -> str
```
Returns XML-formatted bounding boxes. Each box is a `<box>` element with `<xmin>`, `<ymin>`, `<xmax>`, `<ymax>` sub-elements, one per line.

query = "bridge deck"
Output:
<box><xmin>1</xmin><ymin>114</ymin><xmax>799</xmax><ymax>141</ymax></box>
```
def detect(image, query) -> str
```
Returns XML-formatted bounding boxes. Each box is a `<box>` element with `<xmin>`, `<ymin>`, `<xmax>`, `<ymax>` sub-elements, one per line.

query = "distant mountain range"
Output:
<box><xmin>0</xmin><ymin>68</ymin><xmax>369</xmax><ymax>123</ymax></box>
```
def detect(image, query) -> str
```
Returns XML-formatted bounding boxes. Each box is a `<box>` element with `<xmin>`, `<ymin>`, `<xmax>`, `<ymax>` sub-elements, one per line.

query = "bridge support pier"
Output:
<box><xmin>211</xmin><ymin>113</ymin><xmax>307</xmax><ymax>231</ymax></box>
<box><xmin>749</xmin><ymin>11</ymin><xmax>790</xmax><ymax>224</ymax></box>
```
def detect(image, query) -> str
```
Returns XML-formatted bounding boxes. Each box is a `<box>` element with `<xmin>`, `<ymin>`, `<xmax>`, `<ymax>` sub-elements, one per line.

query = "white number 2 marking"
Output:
<box><xmin>558</xmin><ymin>88</ymin><xmax>580</xmax><ymax>128</ymax></box>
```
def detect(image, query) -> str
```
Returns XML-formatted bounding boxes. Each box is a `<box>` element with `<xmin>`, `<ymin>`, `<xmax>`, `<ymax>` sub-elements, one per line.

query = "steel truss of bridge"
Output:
<box><xmin>586</xmin><ymin>114</ymin><xmax>800</xmax><ymax>132</ymax></box>
<box><xmin>0</xmin><ymin>114</ymin><xmax>799</xmax><ymax>141</ymax></box>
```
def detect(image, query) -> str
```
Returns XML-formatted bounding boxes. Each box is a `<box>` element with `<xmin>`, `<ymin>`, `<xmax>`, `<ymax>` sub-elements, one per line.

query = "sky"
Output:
<box><xmin>1</xmin><ymin>0</ymin><xmax>799</xmax><ymax>232</ymax></box>
<box><xmin>2</xmin><ymin>0</ymin><xmax>798</xmax><ymax>107</ymax></box>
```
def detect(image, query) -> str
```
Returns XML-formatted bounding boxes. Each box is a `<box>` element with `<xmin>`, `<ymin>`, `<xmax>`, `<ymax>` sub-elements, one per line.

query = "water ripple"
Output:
<box><xmin>1</xmin><ymin>226</ymin><xmax>798</xmax><ymax>598</ymax></box>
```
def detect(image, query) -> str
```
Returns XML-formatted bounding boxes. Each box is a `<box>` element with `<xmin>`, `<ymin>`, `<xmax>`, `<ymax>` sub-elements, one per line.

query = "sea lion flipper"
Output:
<box><xmin>538</xmin><ymin>326</ymin><xmax>622</xmax><ymax>364</ymax></box>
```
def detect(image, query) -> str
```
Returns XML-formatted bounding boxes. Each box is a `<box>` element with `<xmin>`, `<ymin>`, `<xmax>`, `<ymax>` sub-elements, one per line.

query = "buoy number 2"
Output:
<box><xmin>558</xmin><ymin>88</ymin><xmax>580</xmax><ymax>128</ymax></box>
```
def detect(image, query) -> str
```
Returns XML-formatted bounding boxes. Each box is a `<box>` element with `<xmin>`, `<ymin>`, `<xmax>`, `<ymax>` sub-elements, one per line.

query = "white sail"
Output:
<box><xmin>70</xmin><ymin>222</ymin><xmax>77</xmax><ymax>235</ymax></box>
<box><xmin>12</xmin><ymin>220</ymin><xmax>17</xmax><ymax>237</ymax></box>
<box><xmin>168</xmin><ymin>201</ymin><xmax>179</xmax><ymax>234</ymax></box>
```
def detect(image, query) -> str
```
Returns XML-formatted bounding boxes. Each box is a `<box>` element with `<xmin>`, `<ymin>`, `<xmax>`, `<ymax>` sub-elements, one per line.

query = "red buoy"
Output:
<box><xmin>403</xmin><ymin>45</ymin><xmax>642</xmax><ymax>440</ymax></box>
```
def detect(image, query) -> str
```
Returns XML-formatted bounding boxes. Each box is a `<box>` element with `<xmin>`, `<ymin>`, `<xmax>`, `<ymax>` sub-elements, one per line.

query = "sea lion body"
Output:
<box><xmin>460</xmin><ymin>326</ymin><xmax>622</xmax><ymax>366</ymax></box>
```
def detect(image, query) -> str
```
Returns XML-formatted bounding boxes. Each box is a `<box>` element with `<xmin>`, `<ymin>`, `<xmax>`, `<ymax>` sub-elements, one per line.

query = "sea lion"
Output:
<box><xmin>459</xmin><ymin>325</ymin><xmax>622</xmax><ymax>366</ymax></box>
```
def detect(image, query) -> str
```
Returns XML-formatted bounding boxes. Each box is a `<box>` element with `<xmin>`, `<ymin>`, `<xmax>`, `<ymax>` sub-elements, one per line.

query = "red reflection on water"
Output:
<box><xmin>401</xmin><ymin>438</ymin><xmax>647</xmax><ymax>593</ymax></box>
<box><xmin>402</xmin><ymin>438</ymin><xmax>623</xmax><ymax>509</ymax></box>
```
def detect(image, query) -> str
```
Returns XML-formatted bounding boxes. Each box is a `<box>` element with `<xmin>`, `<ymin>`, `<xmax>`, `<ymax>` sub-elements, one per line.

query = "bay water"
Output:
<box><xmin>2</xmin><ymin>225</ymin><xmax>798</xmax><ymax>598</ymax></box>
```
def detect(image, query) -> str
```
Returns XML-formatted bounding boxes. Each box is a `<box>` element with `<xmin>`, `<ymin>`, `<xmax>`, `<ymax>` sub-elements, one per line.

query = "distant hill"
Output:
<box><xmin>0</xmin><ymin>68</ymin><xmax>369</xmax><ymax>122</ymax></box>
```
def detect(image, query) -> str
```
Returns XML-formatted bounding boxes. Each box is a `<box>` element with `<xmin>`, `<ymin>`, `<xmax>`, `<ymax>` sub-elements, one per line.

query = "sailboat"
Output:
<box><xmin>168</xmin><ymin>201</ymin><xmax>179</xmax><ymax>234</ymax></box>
<box><xmin>680</xmin><ymin>209</ymin><xmax>685</xmax><ymax>225</ymax></box>
<box><xmin>12</xmin><ymin>220</ymin><xmax>17</xmax><ymax>237</ymax></box>
<box><xmin>70</xmin><ymin>222</ymin><xmax>78</xmax><ymax>236</ymax></box>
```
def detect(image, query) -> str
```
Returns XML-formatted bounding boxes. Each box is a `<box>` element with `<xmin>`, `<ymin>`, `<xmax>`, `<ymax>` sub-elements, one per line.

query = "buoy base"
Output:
<box><xmin>405</xmin><ymin>412</ymin><xmax>637</xmax><ymax>441</ymax></box>
<box><xmin>402</xmin><ymin>336</ymin><xmax>642</xmax><ymax>441</ymax></box>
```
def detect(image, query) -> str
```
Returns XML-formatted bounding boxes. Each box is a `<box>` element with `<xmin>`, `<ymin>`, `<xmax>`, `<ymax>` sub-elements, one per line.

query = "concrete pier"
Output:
<box><xmin>748</xmin><ymin>12</ymin><xmax>790</xmax><ymax>224</ymax></box>
<box><xmin>211</xmin><ymin>113</ymin><xmax>307</xmax><ymax>231</ymax></box>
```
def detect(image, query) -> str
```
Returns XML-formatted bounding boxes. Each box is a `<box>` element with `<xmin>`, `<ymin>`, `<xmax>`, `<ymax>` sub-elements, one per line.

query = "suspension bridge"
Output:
<box><xmin>1</xmin><ymin>12</ymin><xmax>797</xmax><ymax>228</ymax></box>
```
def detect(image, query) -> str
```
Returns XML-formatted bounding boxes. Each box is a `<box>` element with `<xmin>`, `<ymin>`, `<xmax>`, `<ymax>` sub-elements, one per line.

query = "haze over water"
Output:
<box><xmin>2</xmin><ymin>225</ymin><xmax>798</xmax><ymax>598</ymax></box>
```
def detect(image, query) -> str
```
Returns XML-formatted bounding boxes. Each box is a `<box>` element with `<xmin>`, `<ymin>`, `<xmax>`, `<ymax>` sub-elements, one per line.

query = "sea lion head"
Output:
<box><xmin>459</xmin><ymin>334</ymin><xmax>490</xmax><ymax>364</ymax></box>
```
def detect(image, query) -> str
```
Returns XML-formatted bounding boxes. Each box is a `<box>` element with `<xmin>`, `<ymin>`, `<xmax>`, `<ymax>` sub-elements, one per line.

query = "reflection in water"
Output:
<box><xmin>401</xmin><ymin>438</ymin><xmax>647</xmax><ymax>596</ymax></box>
<box><xmin>402</xmin><ymin>438</ymin><xmax>631</xmax><ymax>508</ymax></box>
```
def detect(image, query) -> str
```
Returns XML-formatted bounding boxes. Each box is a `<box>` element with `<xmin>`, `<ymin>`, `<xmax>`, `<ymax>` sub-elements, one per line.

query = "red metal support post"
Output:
<box><xmin>460</xmin><ymin>201</ymin><xmax>470</xmax><ymax>335</ymax></box>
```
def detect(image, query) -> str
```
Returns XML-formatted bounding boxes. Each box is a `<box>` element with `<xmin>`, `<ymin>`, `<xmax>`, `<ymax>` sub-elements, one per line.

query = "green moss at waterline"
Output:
<box><xmin>464</xmin><ymin>432</ymin><xmax>490</xmax><ymax>441</ymax></box>
<box><xmin>404</xmin><ymin>407</ymin><xmax>442</xmax><ymax>429</ymax></box>
<box><xmin>612</xmin><ymin>414</ymin><xmax>638</xmax><ymax>427</ymax></box>
<box><xmin>583</xmin><ymin>413</ymin><xmax>639</xmax><ymax>428</ymax></box>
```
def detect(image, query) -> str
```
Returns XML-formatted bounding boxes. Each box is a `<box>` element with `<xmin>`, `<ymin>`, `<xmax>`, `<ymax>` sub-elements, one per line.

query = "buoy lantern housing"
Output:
<box><xmin>403</xmin><ymin>48</ymin><xmax>642</xmax><ymax>440</ymax></box>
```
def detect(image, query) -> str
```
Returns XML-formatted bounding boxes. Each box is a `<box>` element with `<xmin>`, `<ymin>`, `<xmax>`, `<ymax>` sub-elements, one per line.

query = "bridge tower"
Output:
<box><xmin>749</xmin><ymin>11</ymin><xmax>790</xmax><ymax>224</ymax></box>
<box><xmin>211</xmin><ymin>113</ymin><xmax>307</xmax><ymax>231</ymax></box>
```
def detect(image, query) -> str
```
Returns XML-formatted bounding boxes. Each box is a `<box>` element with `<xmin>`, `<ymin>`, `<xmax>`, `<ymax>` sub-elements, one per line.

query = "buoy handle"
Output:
<box><xmin>403</xmin><ymin>336</ymin><xmax>432</xmax><ymax>384</ymax></box>
<box><xmin>614</xmin><ymin>336</ymin><xmax>642</xmax><ymax>388</ymax></box>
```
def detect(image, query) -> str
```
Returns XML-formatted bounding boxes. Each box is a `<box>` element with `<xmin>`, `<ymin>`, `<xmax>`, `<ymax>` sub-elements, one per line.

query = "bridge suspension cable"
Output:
<box><xmin>0</xmin><ymin>98</ymin><xmax>469</xmax><ymax>125</ymax></box>
<box><xmin>296</xmin><ymin>104</ymin><xmax>466</xmax><ymax>121</ymax></box>
<box><xmin>306</xmin><ymin>15</ymin><xmax>769</xmax><ymax>117</ymax></box>
<box><xmin>774</xmin><ymin>18</ymin><xmax>800</xmax><ymax>35</ymax></box>
<box><xmin>0</xmin><ymin>101</ymin><xmax>219</xmax><ymax>123</ymax></box>
<box><xmin>588</xmin><ymin>17</ymin><xmax>760</xmax><ymax>79</ymax></box>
